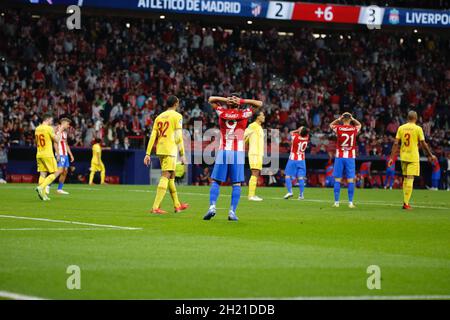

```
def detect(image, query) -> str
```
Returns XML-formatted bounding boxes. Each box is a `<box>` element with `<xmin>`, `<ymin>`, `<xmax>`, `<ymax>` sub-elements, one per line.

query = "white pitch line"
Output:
<box><xmin>201</xmin><ymin>294</ymin><xmax>450</xmax><ymax>300</ymax></box>
<box><xmin>0</xmin><ymin>215</ymin><xmax>142</xmax><ymax>230</ymax></box>
<box><xmin>124</xmin><ymin>189</ymin><xmax>450</xmax><ymax>210</ymax></box>
<box><xmin>0</xmin><ymin>228</ymin><xmax>117</xmax><ymax>231</ymax></box>
<box><xmin>0</xmin><ymin>291</ymin><xmax>47</xmax><ymax>300</ymax></box>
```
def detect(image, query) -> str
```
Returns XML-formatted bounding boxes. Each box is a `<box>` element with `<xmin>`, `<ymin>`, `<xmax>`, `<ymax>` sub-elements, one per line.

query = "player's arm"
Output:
<box><xmin>174</xmin><ymin>128</ymin><xmax>186</xmax><ymax>164</ymax></box>
<box><xmin>244</xmin><ymin>127</ymin><xmax>253</xmax><ymax>144</ymax></box>
<box><xmin>351</xmin><ymin>116</ymin><xmax>362</xmax><ymax>132</ymax></box>
<box><xmin>144</xmin><ymin>125</ymin><xmax>158</xmax><ymax>166</ymax></box>
<box><xmin>419</xmin><ymin>140</ymin><xmax>436</xmax><ymax>162</ymax></box>
<box><xmin>289</xmin><ymin>126</ymin><xmax>303</xmax><ymax>135</ymax></box>
<box><xmin>329</xmin><ymin>116</ymin><xmax>342</xmax><ymax>131</ymax></box>
<box><xmin>208</xmin><ymin>96</ymin><xmax>227</xmax><ymax>109</ymax></box>
<box><xmin>67</xmin><ymin>144</ymin><xmax>75</xmax><ymax>162</ymax></box>
<box><xmin>52</xmin><ymin>130</ymin><xmax>61</xmax><ymax>162</ymax></box>
<box><xmin>388</xmin><ymin>138</ymin><xmax>401</xmax><ymax>167</ymax></box>
<box><xmin>239</xmin><ymin>98</ymin><xmax>263</xmax><ymax>109</ymax></box>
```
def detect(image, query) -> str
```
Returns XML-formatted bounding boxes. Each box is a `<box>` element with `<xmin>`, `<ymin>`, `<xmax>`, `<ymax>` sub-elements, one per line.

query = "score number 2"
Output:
<box><xmin>266</xmin><ymin>1</ymin><xmax>294</xmax><ymax>20</ymax></box>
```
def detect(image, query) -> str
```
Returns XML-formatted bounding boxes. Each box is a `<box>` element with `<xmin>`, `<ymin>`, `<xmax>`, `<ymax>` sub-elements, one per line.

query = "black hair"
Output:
<box><xmin>342</xmin><ymin>112</ymin><xmax>352</xmax><ymax>119</ymax></box>
<box><xmin>166</xmin><ymin>95</ymin><xmax>179</xmax><ymax>108</ymax></box>
<box><xmin>300</xmin><ymin>127</ymin><xmax>309</xmax><ymax>137</ymax></box>
<box><xmin>230</xmin><ymin>92</ymin><xmax>241</xmax><ymax>98</ymax></box>
<box><xmin>254</xmin><ymin>110</ymin><xmax>264</xmax><ymax>119</ymax></box>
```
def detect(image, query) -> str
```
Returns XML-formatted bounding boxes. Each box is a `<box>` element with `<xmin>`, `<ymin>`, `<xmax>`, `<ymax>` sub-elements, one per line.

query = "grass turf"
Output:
<box><xmin>0</xmin><ymin>184</ymin><xmax>449</xmax><ymax>299</ymax></box>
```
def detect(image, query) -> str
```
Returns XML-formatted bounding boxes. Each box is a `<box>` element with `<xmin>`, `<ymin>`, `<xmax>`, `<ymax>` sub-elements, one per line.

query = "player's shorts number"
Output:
<box><xmin>35</xmin><ymin>134</ymin><xmax>45</xmax><ymax>147</ymax></box>
<box><xmin>404</xmin><ymin>133</ymin><xmax>411</xmax><ymax>147</ymax></box>
<box><xmin>157</xmin><ymin>121</ymin><xmax>169</xmax><ymax>137</ymax></box>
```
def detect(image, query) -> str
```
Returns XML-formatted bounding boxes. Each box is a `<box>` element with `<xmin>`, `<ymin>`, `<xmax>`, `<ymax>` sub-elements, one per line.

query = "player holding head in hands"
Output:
<box><xmin>54</xmin><ymin>117</ymin><xmax>74</xmax><ymax>194</ymax></box>
<box><xmin>389</xmin><ymin>111</ymin><xmax>436</xmax><ymax>209</ymax></box>
<box><xmin>204</xmin><ymin>94</ymin><xmax>263</xmax><ymax>221</ymax></box>
<box><xmin>284</xmin><ymin>126</ymin><xmax>310</xmax><ymax>200</ymax></box>
<box><xmin>244</xmin><ymin>110</ymin><xmax>265</xmax><ymax>201</ymax></box>
<box><xmin>34</xmin><ymin>113</ymin><xmax>63</xmax><ymax>201</ymax></box>
<box><xmin>329</xmin><ymin>112</ymin><xmax>362</xmax><ymax>208</ymax></box>
<box><xmin>144</xmin><ymin>95</ymin><xmax>188</xmax><ymax>214</ymax></box>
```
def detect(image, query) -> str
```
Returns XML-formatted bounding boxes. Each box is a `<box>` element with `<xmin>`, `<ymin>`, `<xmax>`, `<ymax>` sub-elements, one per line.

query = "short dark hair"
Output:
<box><xmin>300</xmin><ymin>127</ymin><xmax>309</xmax><ymax>137</ymax></box>
<box><xmin>342</xmin><ymin>112</ymin><xmax>352</xmax><ymax>119</ymax></box>
<box><xmin>166</xmin><ymin>95</ymin><xmax>179</xmax><ymax>108</ymax></box>
<box><xmin>254</xmin><ymin>110</ymin><xmax>263</xmax><ymax>119</ymax></box>
<box><xmin>42</xmin><ymin>113</ymin><xmax>53</xmax><ymax>121</ymax></box>
<box><xmin>230</xmin><ymin>92</ymin><xmax>241</xmax><ymax>98</ymax></box>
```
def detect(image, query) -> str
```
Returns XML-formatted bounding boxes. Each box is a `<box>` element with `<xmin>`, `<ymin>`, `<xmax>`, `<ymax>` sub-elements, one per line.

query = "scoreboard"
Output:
<box><xmin>15</xmin><ymin>0</ymin><xmax>450</xmax><ymax>28</ymax></box>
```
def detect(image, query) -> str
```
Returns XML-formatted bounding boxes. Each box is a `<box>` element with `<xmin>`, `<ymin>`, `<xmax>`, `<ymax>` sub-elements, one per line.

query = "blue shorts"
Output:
<box><xmin>285</xmin><ymin>159</ymin><xmax>306</xmax><ymax>177</ymax></box>
<box><xmin>432</xmin><ymin>172</ymin><xmax>441</xmax><ymax>180</ymax></box>
<box><xmin>57</xmin><ymin>155</ymin><xmax>70</xmax><ymax>168</ymax></box>
<box><xmin>333</xmin><ymin>158</ymin><xmax>355</xmax><ymax>179</ymax></box>
<box><xmin>385</xmin><ymin>168</ymin><xmax>395</xmax><ymax>176</ymax></box>
<box><xmin>325</xmin><ymin>176</ymin><xmax>335</xmax><ymax>187</ymax></box>
<box><xmin>211</xmin><ymin>150</ymin><xmax>245</xmax><ymax>183</ymax></box>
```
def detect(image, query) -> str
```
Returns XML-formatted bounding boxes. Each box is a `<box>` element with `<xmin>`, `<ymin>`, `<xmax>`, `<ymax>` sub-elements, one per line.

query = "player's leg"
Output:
<box><xmin>89</xmin><ymin>164</ymin><xmax>96</xmax><ymax>185</ymax></box>
<box><xmin>346</xmin><ymin>159</ymin><xmax>356</xmax><ymax>208</ymax></box>
<box><xmin>151</xmin><ymin>156</ymin><xmax>171</xmax><ymax>214</ymax></box>
<box><xmin>389</xmin><ymin>172</ymin><xmax>395</xmax><ymax>189</ymax></box>
<box><xmin>401</xmin><ymin>161</ymin><xmax>417</xmax><ymax>209</ymax></box>
<box><xmin>57</xmin><ymin>156</ymin><xmax>70</xmax><ymax>194</ymax></box>
<box><xmin>284</xmin><ymin>160</ymin><xmax>295</xmax><ymax>199</ymax></box>
<box><xmin>332</xmin><ymin>158</ymin><xmax>343</xmax><ymax>207</ymax></box>
<box><xmin>38</xmin><ymin>158</ymin><xmax>62</xmax><ymax>200</ymax></box>
<box><xmin>248</xmin><ymin>169</ymin><xmax>262</xmax><ymax>201</ymax></box>
<box><xmin>100</xmin><ymin>162</ymin><xmax>106</xmax><ymax>184</ymax></box>
<box><xmin>228</xmin><ymin>153</ymin><xmax>245</xmax><ymax>221</ymax></box>
<box><xmin>204</xmin><ymin>151</ymin><xmax>226</xmax><ymax>220</ymax></box>
<box><xmin>297</xmin><ymin>161</ymin><xmax>306</xmax><ymax>199</ymax></box>
<box><xmin>166</xmin><ymin>157</ymin><xmax>189</xmax><ymax>212</ymax></box>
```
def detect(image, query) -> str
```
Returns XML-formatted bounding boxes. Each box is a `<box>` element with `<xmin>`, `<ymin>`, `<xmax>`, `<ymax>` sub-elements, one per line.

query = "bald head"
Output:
<box><xmin>407</xmin><ymin>111</ymin><xmax>418</xmax><ymax>123</ymax></box>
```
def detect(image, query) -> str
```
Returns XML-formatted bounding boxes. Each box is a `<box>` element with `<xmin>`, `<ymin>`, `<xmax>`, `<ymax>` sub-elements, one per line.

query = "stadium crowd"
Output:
<box><xmin>0</xmin><ymin>10</ymin><xmax>449</xmax><ymax>185</ymax></box>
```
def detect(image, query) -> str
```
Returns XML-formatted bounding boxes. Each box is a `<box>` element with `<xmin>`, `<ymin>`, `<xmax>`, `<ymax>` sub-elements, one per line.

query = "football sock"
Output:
<box><xmin>168</xmin><ymin>178</ymin><xmax>181</xmax><ymax>208</ymax></box>
<box><xmin>100</xmin><ymin>169</ymin><xmax>105</xmax><ymax>184</ymax></box>
<box><xmin>152</xmin><ymin>176</ymin><xmax>169</xmax><ymax>210</ymax></box>
<box><xmin>248</xmin><ymin>175</ymin><xmax>257</xmax><ymax>197</ymax></box>
<box><xmin>432</xmin><ymin>179</ymin><xmax>438</xmax><ymax>189</ymax></box>
<box><xmin>285</xmin><ymin>176</ymin><xmax>292</xmax><ymax>193</ymax></box>
<box><xmin>38</xmin><ymin>176</ymin><xmax>44</xmax><ymax>185</ymax></box>
<box><xmin>403</xmin><ymin>178</ymin><xmax>414</xmax><ymax>205</ymax></box>
<box><xmin>230</xmin><ymin>184</ymin><xmax>241</xmax><ymax>212</ymax></box>
<box><xmin>89</xmin><ymin>171</ymin><xmax>95</xmax><ymax>184</ymax></box>
<box><xmin>58</xmin><ymin>182</ymin><xmax>64</xmax><ymax>190</ymax></box>
<box><xmin>348</xmin><ymin>182</ymin><xmax>355</xmax><ymax>203</ymax></box>
<box><xmin>390</xmin><ymin>176</ymin><xmax>394</xmax><ymax>188</ymax></box>
<box><xmin>209</xmin><ymin>181</ymin><xmax>220</xmax><ymax>206</ymax></box>
<box><xmin>334</xmin><ymin>181</ymin><xmax>341</xmax><ymax>202</ymax></box>
<box><xmin>298</xmin><ymin>178</ymin><xmax>305</xmax><ymax>196</ymax></box>
<box><xmin>40</xmin><ymin>174</ymin><xmax>56</xmax><ymax>189</ymax></box>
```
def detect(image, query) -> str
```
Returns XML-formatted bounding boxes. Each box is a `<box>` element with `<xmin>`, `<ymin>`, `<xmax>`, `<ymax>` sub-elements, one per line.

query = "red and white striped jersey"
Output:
<box><xmin>331</xmin><ymin>124</ymin><xmax>359</xmax><ymax>158</ymax></box>
<box><xmin>56</xmin><ymin>126</ymin><xmax>68</xmax><ymax>156</ymax></box>
<box><xmin>216</xmin><ymin>106</ymin><xmax>253</xmax><ymax>152</ymax></box>
<box><xmin>289</xmin><ymin>133</ymin><xmax>309</xmax><ymax>160</ymax></box>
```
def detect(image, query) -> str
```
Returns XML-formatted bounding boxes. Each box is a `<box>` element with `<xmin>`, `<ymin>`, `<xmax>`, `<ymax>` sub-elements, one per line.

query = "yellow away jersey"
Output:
<box><xmin>147</xmin><ymin>110</ymin><xmax>183</xmax><ymax>157</ymax></box>
<box><xmin>395</xmin><ymin>122</ymin><xmax>425</xmax><ymax>163</ymax></box>
<box><xmin>91</xmin><ymin>143</ymin><xmax>102</xmax><ymax>164</ymax></box>
<box><xmin>35</xmin><ymin>124</ymin><xmax>55</xmax><ymax>158</ymax></box>
<box><xmin>245</xmin><ymin>121</ymin><xmax>264</xmax><ymax>156</ymax></box>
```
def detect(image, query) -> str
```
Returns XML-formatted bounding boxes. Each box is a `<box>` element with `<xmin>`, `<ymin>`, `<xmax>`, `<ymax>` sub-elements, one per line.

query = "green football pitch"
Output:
<box><xmin>0</xmin><ymin>184</ymin><xmax>449</xmax><ymax>300</ymax></box>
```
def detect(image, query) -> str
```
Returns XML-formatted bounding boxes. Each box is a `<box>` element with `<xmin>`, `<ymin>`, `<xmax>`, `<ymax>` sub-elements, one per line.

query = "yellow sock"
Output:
<box><xmin>248</xmin><ymin>175</ymin><xmax>257</xmax><ymax>198</ymax></box>
<box><xmin>38</xmin><ymin>176</ymin><xmax>44</xmax><ymax>185</ymax></box>
<box><xmin>40</xmin><ymin>174</ymin><xmax>56</xmax><ymax>189</ymax></box>
<box><xmin>168</xmin><ymin>179</ymin><xmax>181</xmax><ymax>208</ymax></box>
<box><xmin>100</xmin><ymin>170</ymin><xmax>105</xmax><ymax>184</ymax></box>
<box><xmin>89</xmin><ymin>171</ymin><xmax>95</xmax><ymax>184</ymax></box>
<box><xmin>153</xmin><ymin>176</ymin><xmax>169</xmax><ymax>209</ymax></box>
<box><xmin>403</xmin><ymin>178</ymin><xmax>414</xmax><ymax>205</ymax></box>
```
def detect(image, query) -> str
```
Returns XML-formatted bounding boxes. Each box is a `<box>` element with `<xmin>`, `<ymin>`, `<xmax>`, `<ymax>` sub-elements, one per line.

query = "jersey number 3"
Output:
<box><xmin>404</xmin><ymin>133</ymin><xmax>411</xmax><ymax>146</ymax></box>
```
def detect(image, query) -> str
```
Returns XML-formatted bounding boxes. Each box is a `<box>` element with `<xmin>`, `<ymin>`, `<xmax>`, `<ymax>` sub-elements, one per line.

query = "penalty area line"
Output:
<box><xmin>0</xmin><ymin>290</ymin><xmax>47</xmax><ymax>300</ymax></box>
<box><xmin>0</xmin><ymin>215</ymin><xmax>142</xmax><ymax>230</ymax></box>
